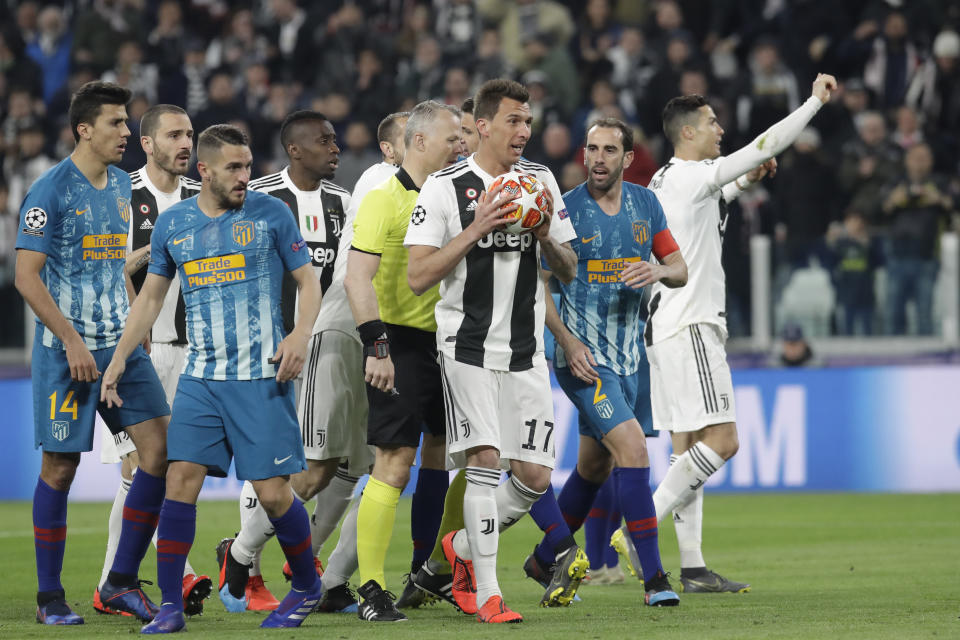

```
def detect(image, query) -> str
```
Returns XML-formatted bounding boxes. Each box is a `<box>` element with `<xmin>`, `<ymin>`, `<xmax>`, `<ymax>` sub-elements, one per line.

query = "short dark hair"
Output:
<box><xmin>68</xmin><ymin>81</ymin><xmax>132</xmax><ymax>142</ymax></box>
<box><xmin>461</xmin><ymin>97</ymin><xmax>475</xmax><ymax>116</ymax></box>
<box><xmin>474</xmin><ymin>78</ymin><xmax>529</xmax><ymax>123</ymax></box>
<box><xmin>197</xmin><ymin>124</ymin><xmax>248</xmax><ymax>161</ymax></box>
<box><xmin>279</xmin><ymin>110</ymin><xmax>330</xmax><ymax>152</ymax></box>
<box><xmin>662</xmin><ymin>94</ymin><xmax>708</xmax><ymax>144</ymax></box>
<box><xmin>140</xmin><ymin>104</ymin><xmax>189</xmax><ymax>139</ymax></box>
<box><xmin>586</xmin><ymin>117</ymin><xmax>634</xmax><ymax>152</ymax></box>
<box><xmin>377</xmin><ymin>111</ymin><xmax>409</xmax><ymax>146</ymax></box>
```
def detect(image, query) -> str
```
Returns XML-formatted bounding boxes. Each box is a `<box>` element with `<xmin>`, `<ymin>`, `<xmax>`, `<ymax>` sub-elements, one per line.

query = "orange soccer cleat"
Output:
<box><xmin>245</xmin><ymin>575</ymin><xmax>280</xmax><ymax>611</ymax></box>
<box><xmin>476</xmin><ymin>595</ymin><xmax>522</xmax><ymax>623</ymax></box>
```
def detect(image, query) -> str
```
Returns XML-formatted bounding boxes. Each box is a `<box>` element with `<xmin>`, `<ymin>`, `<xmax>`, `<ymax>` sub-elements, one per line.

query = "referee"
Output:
<box><xmin>344</xmin><ymin>100</ymin><xmax>463</xmax><ymax>622</ymax></box>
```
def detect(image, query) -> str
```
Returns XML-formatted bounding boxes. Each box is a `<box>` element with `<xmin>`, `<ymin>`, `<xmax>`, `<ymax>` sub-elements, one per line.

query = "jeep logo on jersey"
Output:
<box><xmin>117</xmin><ymin>197</ymin><xmax>131</xmax><ymax>222</ymax></box>
<box><xmin>633</xmin><ymin>220</ymin><xmax>650</xmax><ymax>244</ymax></box>
<box><xmin>307</xmin><ymin>242</ymin><xmax>335</xmax><ymax>267</ymax></box>
<box><xmin>233</xmin><ymin>221</ymin><xmax>254</xmax><ymax>247</ymax></box>
<box><xmin>477</xmin><ymin>230</ymin><xmax>535</xmax><ymax>252</ymax></box>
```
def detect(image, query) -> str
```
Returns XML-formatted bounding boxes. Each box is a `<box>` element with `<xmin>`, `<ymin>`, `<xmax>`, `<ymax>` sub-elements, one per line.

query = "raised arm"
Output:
<box><xmin>714</xmin><ymin>74</ymin><xmax>837</xmax><ymax>188</ymax></box>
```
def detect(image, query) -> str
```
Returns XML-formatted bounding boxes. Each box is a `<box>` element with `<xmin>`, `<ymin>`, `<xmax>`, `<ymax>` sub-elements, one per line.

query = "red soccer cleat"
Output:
<box><xmin>245</xmin><ymin>575</ymin><xmax>280</xmax><ymax>611</ymax></box>
<box><xmin>282</xmin><ymin>557</ymin><xmax>324</xmax><ymax>582</ymax></box>
<box><xmin>476</xmin><ymin>595</ymin><xmax>522</xmax><ymax>623</ymax></box>
<box><xmin>441</xmin><ymin>531</ymin><xmax>478</xmax><ymax>615</ymax></box>
<box><xmin>181</xmin><ymin>573</ymin><xmax>212</xmax><ymax>616</ymax></box>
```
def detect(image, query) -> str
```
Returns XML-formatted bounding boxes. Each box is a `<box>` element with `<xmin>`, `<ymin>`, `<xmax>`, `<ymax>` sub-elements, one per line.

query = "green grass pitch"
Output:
<box><xmin>0</xmin><ymin>493</ymin><xmax>957</xmax><ymax>638</ymax></box>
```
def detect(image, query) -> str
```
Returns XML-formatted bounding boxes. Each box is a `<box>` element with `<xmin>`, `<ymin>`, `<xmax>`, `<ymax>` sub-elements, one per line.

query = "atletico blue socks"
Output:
<box><xmin>557</xmin><ymin>467</ymin><xmax>602</xmax><ymax>536</ymax></box>
<box><xmin>614</xmin><ymin>467</ymin><xmax>663</xmax><ymax>582</ymax></box>
<box><xmin>110</xmin><ymin>469</ymin><xmax>164</xmax><ymax>585</ymax></box>
<box><xmin>271</xmin><ymin>501</ymin><xmax>317</xmax><ymax>591</ymax></box>
<box><xmin>605</xmin><ymin>494</ymin><xmax>622</xmax><ymax>568</ymax></box>
<box><xmin>34</xmin><ymin>478</ymin><xmax>68</xmax><ymax>594</ymax></box>
<box><xmin>156</xmin><ymin>500</ymin><xmax>196</xmax><ymax>607</ymax></box>
<box><xmin>530</xmin><ymin>488</ymin><xmax>576</xmax><ymax>567</ymax></box>
<box><xmin>410</xmin><ymin>468</ymin><xmax>449</xmax><ymax>572</ymax></box>
<box><xmin>584</xmin><ymin>476</ymin><xmax>616</xmax><ymax>570</ymax></box>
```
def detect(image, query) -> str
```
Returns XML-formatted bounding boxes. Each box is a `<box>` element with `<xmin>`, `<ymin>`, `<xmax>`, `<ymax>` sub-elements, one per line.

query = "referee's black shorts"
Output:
<box><xmin>364</xmin><ymin>323</ymin><xmax>445</xmax><ymax>448</ymax></box>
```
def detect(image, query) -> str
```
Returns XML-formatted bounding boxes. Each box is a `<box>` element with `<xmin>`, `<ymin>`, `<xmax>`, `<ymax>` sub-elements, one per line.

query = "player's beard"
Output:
<box><xmin>587</xmin><ymin>162</ymin><xmax>624</xmax><ymax>194</ymax></box>
<box><xmin>210</xmin><ymin>173</ymin><xmax>246</xmax><ymax>210</ymax></box>
<box><xmin>154</xmin><ymin>145</ymin><xmax>189</xmax><ymax>177</ymax></box>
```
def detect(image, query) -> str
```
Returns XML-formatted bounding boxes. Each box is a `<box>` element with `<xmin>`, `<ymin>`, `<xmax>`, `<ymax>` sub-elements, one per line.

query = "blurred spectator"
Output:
<box><xmin>0</xmin><ymin>29</ymin><xmax>43</xmax><ymax>103</ymax></box>
<box><xmin>733</xmin><ymin>38</ymin><xmax>799</xmax><ymax>145</ymax></box>
<box><xmin>434</xmin><ymin>0</ymin><xmax>480</xmax><ymax>60</ymax></box>
<box><xmin>117</xmin><ymin>94</ymin><xmax>149</xmax><ymax>172</ymax></box>
<box><xmin>837</xmin><ymin>11</ymin><xmax>922</xmax><ymax>109</ymax></box>
<box><xmin>0</xmin><ymin>178</ymin><xmax>23</xmax><ymax>346</ymax></box>
<box><xmin>523</xmin><ymin>70</ymin><xmax>564</xmax><ymax>138</ymax></box>
<box><xmin>528</xmin><ymin>122</ymin><xmax>573</xmax><ymax>177</ymax></box>
<box><xmin>5</xmin><ymin>122</ymin><xmax>55</xmax><ymax>211</ymax></box>
<box><xmin>15</xmin><ymin>2</ymin><xmax>40</xmax><ymax>46</ymax></box>
<box><xmin>182</xmin><ymin>40</ymin><xmax>210</xmax><ymax>114</ymax></box>
<box><xmin>478</xmin><ymin>0</ymin><xmax>575</xmax><ymax>73</ymax></box>
<box><xmin>573</xmin><ymin>0</ymin><xmax>619</xmax><ymax>86</ymax></box>
<box><xmin>771</xmin><ymin>323</ymin><xmax>820</xmax><ymax>368</ymax></box>
<box><xmin>336</xmin><ymin>121</ymin><xmax>378</xmax><ymax>192</ymax></box>
<box><xmin>519</xmin><ymin>33</ymin><xmax>579</xmax><ymax>117</ymax></box>
<box><xmin>606</xmin><ymin>27</ymin><xmax>656</xmax><ymax>121</ymax></box>
<box><xmin>396</xmin><ymin>36</ymin><xmax>445</xmax><ymax>103</ymax></box>
<box><xmin>352</xmin><ymin>49</ymin><xmax>394</xmax><ymax>131</ymax></box>
<box><xmin>314</xmin><ymin>92</ymin><xmax>351</xmax><ymax>141</ymax></box>
<box><xmin>25</xmin><ymin>5</ymin><xmax>72</xmax><ymax>105</ymax></box>
<box><xmin>645</xmin><ymin>0</ymin><xmax>696</xmax><ymax>67</ymax></box>
<box><xmin>571</xmin><ymin>78</ymin><xmax>618</xmax><ymax>145</ymax></box>
<box><xmin>825</xmin><ymin>210</ymin><xmax>884</xmax><ymax>336</ymax></box>
<box><xmin>773</xmin><ymin>127</ymin><xmax>837</xmax><ymax>269</ymax></box>
<box><xmin>393</xmin><ymin>3</ymin><xmax>434</xmax><ymax>61</ymax></box>
<box><xmin>102</xmin><ymin>40</ymin><xmax>159</xmax><ymax>105</ymax></box>
<box><xmin>265</xmin><ymin>0</ymin><xmax>311</xmax><ymax>82</ymax></box>
<box><xmin>193</xmin><ymin>70</ymin><xmax>249</xmax><ymax>133</ymax></box>
<box><xmin>838</xmin><ymin>111</ymin><xmax>902</xmax><ymax>223</ymax></box>
<box><xmin>817</xmin><ymin>78</ymin><xmax>872</xmax><ymax>161</ymax></box>
<box><xmin>443</xmin><ymin>67</ymin><xmax>472</xmax><ymax>109</ymax></box>
<box><xmin>148</xmin><ymin>0</ymin><xmax>188</xmax><ymax>74</ymax></box>
<box><xmin>240</xmin><ymin>63</ymin><xmax>271</xmax><ymax>117</ymax></box>
<box><xmin>309</xmin><ymin>2</ymin><xmax>366</xmax><ymax>92</ymax></box>
<box><xmin>891</xmin><ymin>104</ymin><xmax>924</xmax><ymax>151</ymax></box>
<box><xmin>72</xmin><ymin>0</ymin><xmax>145</xmax><ymax>73</ymax></box>
<box><xmin>637</xmin><ymin>34</ymin><xmax>694</xmax><ymax>138</ymax></box>
<box><xmin>206</xmin><ymin>9</ymin><xmax>271</xmax><ymax>76</ymax></box>
<box><xmin>473</xmin><ymin>28</ymin><xmax>512</xmax><ymax>87</ymax></box>
<box><xmin>559</xmin><ymin>160</ymin><xmax>587</xmax><ymax>192</ymax></box>
<box><xmin>1</xmin><ymin>88</ymin><xmax>41</xmax><ymax>158</ymax></box>
<box><xmin>907</xmin><ymin>29</ymin><xmax>960</xmax><ymax>169</ymax></box>
<box><xmin>880</xmin><ymin>143</ymin><xmax>955</xmax><ymax>335</ymax></box>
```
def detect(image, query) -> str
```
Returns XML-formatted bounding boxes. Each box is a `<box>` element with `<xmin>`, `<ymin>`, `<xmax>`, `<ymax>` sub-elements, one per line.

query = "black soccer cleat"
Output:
<box><xmin>356</xmin><ymin>579</ymin><xmax>407</xmax><ymax>622</ymax></box>
<box><xmin>315</xmin><ymin>583</ymin><xmax>358</xmax><ymax>614</ymax></box>
<box><xmin>644</xmin><ymin>571</ymin><xmax>680</xmax><ymax>606</ymax></box>
<box><xmin>412</xmin><ymin>563</ymin><xmax>459</xmax><ymax>610</ymax></box>
<box><xmin>396</xmin><ymin>572</ymin><xmax>436</xmax><ymax>609</ymax></box>
<box><xmin>680</xmin><ymin>568</ymin><xmax>751</xmax><ymax>593</ymax></box>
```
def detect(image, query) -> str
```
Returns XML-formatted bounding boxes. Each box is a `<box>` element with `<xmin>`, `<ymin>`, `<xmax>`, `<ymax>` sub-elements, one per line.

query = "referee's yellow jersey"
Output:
<box><xmin>351</xmin><ymin>168</ymin><xmax>440</xmax><ymax>331</ymax></box>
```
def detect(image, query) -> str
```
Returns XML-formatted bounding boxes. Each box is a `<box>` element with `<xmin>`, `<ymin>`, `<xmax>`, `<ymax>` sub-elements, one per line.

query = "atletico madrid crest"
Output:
<box><xmin>233</xmin><ymin>221</ymin><xmax>254</xmax><ymax>247</ymax></box>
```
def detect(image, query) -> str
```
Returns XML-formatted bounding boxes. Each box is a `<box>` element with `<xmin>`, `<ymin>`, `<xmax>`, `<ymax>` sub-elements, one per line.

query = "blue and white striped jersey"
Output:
<box><xmin>555</xmin><ymin>182</ymin><xmax>672</xmax><ymax>376</ymax></box>
<box><xmin>16</xmin><ymin>157</ymin><xmax>132</xmax><ymax>350</ymax></box>
<box><xmin>148</xmin><ymin>190</ymin><xmax>310</xmax><ymax>380</ymax></box>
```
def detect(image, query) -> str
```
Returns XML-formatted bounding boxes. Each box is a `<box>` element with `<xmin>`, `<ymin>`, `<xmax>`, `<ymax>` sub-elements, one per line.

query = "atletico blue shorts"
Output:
<box><xmin>32</xmin><ymin>342</ymin><xmax>170</xmax><ymax>452</ymax></box>
<box><xmin>555</xmin><ymin>364</ymin><xmax>638</xmax><ymax>441</ymax></box>
<box><xmin>167</xmin><ymin>376</ymin><xmax>306</xmax><ymax>481</ymax></box>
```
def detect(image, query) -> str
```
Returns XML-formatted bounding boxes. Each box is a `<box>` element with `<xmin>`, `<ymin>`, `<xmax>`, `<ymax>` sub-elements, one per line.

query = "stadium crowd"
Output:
<box><xmin>1</xmin><ymin>0</ymin><xmax>959</xmax><ymax>343</ymax></box>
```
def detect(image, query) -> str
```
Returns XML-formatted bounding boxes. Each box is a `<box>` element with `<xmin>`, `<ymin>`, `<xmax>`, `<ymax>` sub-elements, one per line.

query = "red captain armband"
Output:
<box><xmin>652</xmin><ymin>229</ymin><xmax>680</xmax><ymax>261</ymax></box>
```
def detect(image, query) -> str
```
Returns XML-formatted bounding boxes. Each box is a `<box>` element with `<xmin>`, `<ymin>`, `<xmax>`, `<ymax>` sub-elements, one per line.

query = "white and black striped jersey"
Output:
<box><xmin>128</xmin><ymin>167</ymin><xmax>200</xmax><ymax>344</ymax></box>
<box><xmin>248</xmin><ymin>167</ymin><xmax>350</xmax><ymax>334</ymax></box>
<box><xmin>316</xmin><ymin>161</ymin><xmax>397</xmax><ymax>338</ymax></box>
<box><xmin>404</xmin><ymin>155</ymin><xmax>576</xmax><ymax>372</ymax></box>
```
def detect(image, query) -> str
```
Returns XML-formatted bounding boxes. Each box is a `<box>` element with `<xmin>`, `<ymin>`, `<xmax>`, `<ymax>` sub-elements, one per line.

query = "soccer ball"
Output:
<box><xmin>490</xmin><ymin>170</ymin><xmax>549</xmax><ymax>235</ymax></box>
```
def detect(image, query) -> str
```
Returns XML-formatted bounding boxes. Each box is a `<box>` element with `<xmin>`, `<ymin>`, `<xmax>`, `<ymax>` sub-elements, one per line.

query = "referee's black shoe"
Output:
<box><xmin>357</xmin><ymin>580</ymin><xmax>407</xmax><ymax>622</ymax></box>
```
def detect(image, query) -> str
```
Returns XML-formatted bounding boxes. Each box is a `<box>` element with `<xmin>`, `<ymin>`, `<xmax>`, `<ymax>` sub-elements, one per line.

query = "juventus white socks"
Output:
<box><xmin>320</xmin><ymin>499</ymin><xmax>360</xmax><ymax>591</ymax></box>
<box><xmin>494</xmin><ymin>474</ymin><xmax>544</xmax><ymax>532</ymax></box>
<box><xmin>463</xmin><ymin>467</ymin><xmax>501</xmax><ymax>606</ymax></box>
<box><xmin>311</xmin><ymin>470</ymin><xmax>359</xmax><ymax>557</ymax></box>
<box><xmin>668</xmin><ymin>454</ymin><xmax>706</xmax><ymax>569</ymax></box>
<box><xmin>653</xmin><ymin>442</ymin><xmax>725</xmax><ymax>521</ymax></box>
<box><xmin>100</xmin><ymin>476</ymin><xmax>132</xmax><ymax>589</ymax></box>
<box><xmin>234</xmin><ymin>481</ymin><xmax>275</xmax><ymax>574</ymax></box>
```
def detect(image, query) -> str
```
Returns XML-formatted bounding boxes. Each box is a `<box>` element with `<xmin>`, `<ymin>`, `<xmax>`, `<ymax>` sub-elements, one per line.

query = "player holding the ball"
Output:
<box><xmin>404</xmin><ymin>78</ymin><xmax>577</xmax><ymax>623</ymax></box>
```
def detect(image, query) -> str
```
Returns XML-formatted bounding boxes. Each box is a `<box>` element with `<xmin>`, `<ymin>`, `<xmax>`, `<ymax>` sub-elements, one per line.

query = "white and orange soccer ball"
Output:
<box><xmin>490</xmin><ymin>170</ymin><xmax>549</xmax><ymax>235</ymax></box>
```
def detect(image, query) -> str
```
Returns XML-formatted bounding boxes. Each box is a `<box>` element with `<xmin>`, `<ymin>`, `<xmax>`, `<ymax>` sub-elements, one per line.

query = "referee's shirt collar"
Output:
<box><xmin>395</xmin><ymin>167</ymin><xmax>419</xmax><ymax>192</ymax></box>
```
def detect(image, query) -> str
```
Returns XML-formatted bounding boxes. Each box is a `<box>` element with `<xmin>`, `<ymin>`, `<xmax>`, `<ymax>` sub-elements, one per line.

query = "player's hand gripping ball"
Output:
<box><xmin>490</xmin><ymin>171</ymin><xmax>549</xmax><ymax>235</ymax></box>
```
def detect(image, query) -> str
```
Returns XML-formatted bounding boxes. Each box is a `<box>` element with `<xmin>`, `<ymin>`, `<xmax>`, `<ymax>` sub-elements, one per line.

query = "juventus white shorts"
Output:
<box><xmin>99</xmin><ymin>342</ymin><xmax>186</xmax><ymax>464</ymax></box>
<box><xmin>647</xmin><ymin>323</ymin><xmax>736</xmax><ymax>433</ymax></box>
<box><xmin>297</xmin><ymin>331</ymin><xmax>373</xmax><ymax>476</ymax></box>
<box><xmin>439</xmin><ymin>353</ymin><xmax>556</xmax><ymax>471</ymax></box>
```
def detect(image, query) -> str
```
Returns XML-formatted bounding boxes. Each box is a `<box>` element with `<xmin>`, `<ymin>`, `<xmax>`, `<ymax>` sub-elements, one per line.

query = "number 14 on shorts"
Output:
<box><xmin>49</xmin><ymin>390</ymin><xmax>79</xmax><ymax>421</ymax></box>
<box><xmin>521</xmin><ymin>419</ymin><xmax>554</xmax><ymax>452</ymax></box>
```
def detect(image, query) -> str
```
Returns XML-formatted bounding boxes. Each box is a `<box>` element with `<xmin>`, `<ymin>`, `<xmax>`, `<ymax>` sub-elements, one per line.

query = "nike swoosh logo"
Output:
<box><xmin>172</xmin><ymin>236</ymin><xmax>191</xmax><ymax>245</ymax></box>
<box><xmin>76</xmin><ymin>207</ymin><xmax>89</xmax><ymax>216</ymax></box>
<box><xmin>274</xmin><ymin>455</ymin><xmax>293</xmax><ymax>465</ymax></box>
<box><xmin>581</xmin><ymin>234</ymin><xmax>598</xmax><ymax>243</ymax></box>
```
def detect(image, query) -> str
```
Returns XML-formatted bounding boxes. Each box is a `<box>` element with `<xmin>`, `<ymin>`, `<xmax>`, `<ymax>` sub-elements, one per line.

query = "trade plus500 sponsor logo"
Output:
<box><xmin>586</xmin><ymin>257</ymin><xmax>641</xmax><ymax>284</ymax></box>
<box><xmin>183</xmin><ymin>254</ymin><xmax>247</xmax><ymax>289</ymax></box>
<box><xmin>82</xmin><ymin>234</ymin><xmax>127</xmax><ymax>260</ymax></box>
